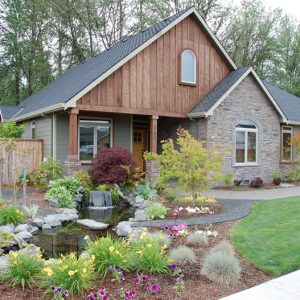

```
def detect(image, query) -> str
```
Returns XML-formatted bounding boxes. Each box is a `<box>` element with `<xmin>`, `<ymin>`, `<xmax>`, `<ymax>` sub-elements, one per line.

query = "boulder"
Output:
<box><xmin>14</xmin><ymin>224</ymin><xmax>30</xmax><ymax>234</ymax></box>
<box><xmin>42</xmin><ymin>224</ymin><xmax>52</xmax><ymax>230</ymax></box>
<box><xmin>47</xmin><ymin>220</ymin><xmax>62</xmax><ymax>227</ymax></box>
<box><xmin>48</xmin><ymin>197</ymin><xmax>59</xmax><ymax>207</ymax></box>
<box><xmin>29</xmin><ymin>226</ymin><xmax>39</xmax><ymax>234</ymax></box>
<box><xmin>116</xmin><ymin>221</ymin><xmax>133</xmax><ymax>237</ymax></box>
<box><xmin>19</xmin><ymin>245</ymin><xmax>40</xmax><ymax>256</ymax></box>
<box><xmin>135</xmin><ymin>195</ymin><xmax>144</xmax><ymax>204</ymax></box>
<box><xmin>15</xmin><ymin>231</ymin><xmax>33</xmax><ymax>241</ymax></box>
<box><xmin>31</xmin><ymin>218</ymin><xmax>45</xmax><ymax>228</ymax></box>
<box><xmin>133</xmin><ymin>209</ymin><xmax>148</xmax><ymax>221</ymax></box>
<box><xmin>0</xmin><ymin>224</ymin><xmax>15</xmax><ymax>234</ymax></box>
<box><xmin>77</xmin><ymin>219</ymin><xmax>109</xmax><ymax>230</ymax></box>
<box><xmin>57</xmin><ymin>208</ymin><xmax>78</xmax><ymax>214</ymax></box>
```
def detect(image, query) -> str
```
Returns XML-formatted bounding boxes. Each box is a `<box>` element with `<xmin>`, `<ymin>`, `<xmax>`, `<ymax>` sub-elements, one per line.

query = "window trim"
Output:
<box><xmin>235</xmin><ymin>123</ymin><xmax>258</xmax><ymax>166</ymax></box>
<box><xmin>179</xmin><ymin>49</ymin><xmax>197</xmax><ymax>86</ymax></box>
<box><xmin>78</xmin><ymin>117</ymin><xmax>113</xmax><ymax>162</ymax></box>
<box><xmin>281</xmin><ymin>126</ymin><xmax>293</xmax><ymax>162</ymax></box>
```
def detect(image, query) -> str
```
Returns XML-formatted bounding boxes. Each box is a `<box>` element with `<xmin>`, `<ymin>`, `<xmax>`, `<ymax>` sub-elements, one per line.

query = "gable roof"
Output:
<box><xmin>0</xmin><ymin>105</ymin><xmax>24</xmax><ymax>122</ymax></box>
<box><xmin>13</xmin><ymin>7</ymin><xmax>236</xmax><ymax>121</ymax></box>
<box><xmin>188</xmin><ymin>66</ymin><xmax>288</xmax><ymax>123</ymax></box>
<box><xmin>263</xmin><ymin>81</ymin><xmax>300</xmax><ymax>124</ymax></box>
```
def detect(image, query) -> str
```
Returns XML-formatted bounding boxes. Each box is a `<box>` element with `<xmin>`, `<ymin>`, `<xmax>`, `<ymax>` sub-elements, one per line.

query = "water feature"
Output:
<box><xmin>89</xmin><ymin>191</ymin><xmax>112</xmax><ymax>208</ymax></box>
<box><xmin>32</xmin><ymin>205</ymin><xmax>135</xmax><ymax>258</ymax></box>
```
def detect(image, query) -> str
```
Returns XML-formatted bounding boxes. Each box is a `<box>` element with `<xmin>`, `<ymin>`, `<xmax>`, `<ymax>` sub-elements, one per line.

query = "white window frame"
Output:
<box><xmin>78</xmin><ymin>118</ymin><xmax>113</xmax><ymax>162</ymax></box>
<box><xmin>181</xmin><ymin>49</ymin><xmax>197</xmax><ymax>85</ymax></box>
<box><xmin>281</xmin><ymin>126</ymin><xmax>293</xmax><ymax>161</ymax></box>
<box><xmin>235</xmin><ymin>123</ymin><xmax>258</xmax><ymax>166</ymax></box>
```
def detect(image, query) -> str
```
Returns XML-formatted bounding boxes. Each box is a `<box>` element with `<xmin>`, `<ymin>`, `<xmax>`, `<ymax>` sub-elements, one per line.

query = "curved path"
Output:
<box><xmin>132</xmin><ymin>199</ymin><xmax>255</xmax><ymax>227</ymax></box>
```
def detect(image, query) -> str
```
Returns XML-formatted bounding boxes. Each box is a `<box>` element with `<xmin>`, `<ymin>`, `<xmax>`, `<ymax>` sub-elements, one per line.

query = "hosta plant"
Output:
<box><xmin>146</xmin><ymin>203</ymin><xmax>169</xmax><ymax>220</ymax></box>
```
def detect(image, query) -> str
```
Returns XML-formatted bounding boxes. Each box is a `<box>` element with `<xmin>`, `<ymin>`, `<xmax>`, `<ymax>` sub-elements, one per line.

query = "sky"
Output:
<box><xmin>230</xmin><ymin>0</ymin><xmax>300</xmax><ymax>20</ymax></box>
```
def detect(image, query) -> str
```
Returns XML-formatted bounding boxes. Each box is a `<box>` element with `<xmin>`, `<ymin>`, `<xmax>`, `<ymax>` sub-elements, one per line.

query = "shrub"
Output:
<box><xmin>28</xmin><ymin>157</ymin><xmax>62</xmax><ymax>187</ymax></box>
<box><xmin>0</xmin><ymin>205</ymin><xmax>24</xmax><ymax>225</ymax></box>
<box><xmin>272</xmin><ymin>170</ymin><xmax>282</xmax><ymax>186</ymax></box>
<box><xmin>128</xmin><ymin>234</ymin><xmax>170</xmax><ymax>273</ymax></box>
<box><xmin>286</xmin><ymin>168</ymin><xmax>300</xmax><ymax>183</ymax></box>
<box><xmin>0</xmin><ymin>120</ymin><xmax>24</xmax><ymax>138</ymax></box>
<box><xmin>49</xmin><ymin>177</ymin><xmax>80</xmax><ymax>198</ymax></box>
<box><xmin>74</xmin><ymin>170</ymin><xmax>92</xmax><ymax>187</ymax></box>
<box><xmin>233</xmin><ymin>179</ymin><xmax>242</xmax><ymax>186</ymax></box>
<box><xmin>45</xmin><ymin>186</ymin><xmax>73</xmax><ymax>208</ymax></box>
<box><xmin>250</xmin><ymin>177</ymin><xmax>263</xmax><ymax>188</ymax></box>
<box><xmin>41</xmin><ymin>253</ymin><xmax>95</xmax><ymax>296</ymax></box>
<box><xmin>182</xmin><ymin>195</ymin><xmax>217</xmax><ymax>204</ymax></box>
<box><xmin>97</xmin><ymin>184</ymin><xmax>120</xmax><ymax>205</ymax></box>
<box><xmin>211</xmin><ymin>240</ymin><xmax>234</xmax><ymax>256</ymax></box>
<box><xmin>186</xmin><ymin>232</ymin><xmax>208</xmax><ymax>246</ymax></box>
<box><xmin>201</xmin><ymin>251</ymin><xmax>241</xmax><ymax>285</ymax></box>
<box><xmin>90</xmin><ymin>147</ymin><xmax>138</xmax><ymax>186</ymax></box>
<box><xmin>136</xmin><ymin>183</ymin><xmax>158</xmax><ymax>201</ymax></box>
<box><xmin>168</xmin><ymin>245</ymin><xmax>196</xmax><ymax>264</ymax></box>
<box><xmin>85</xmin><ymin>236</ymin><xmax>130</xmax><ymax>277</ymax></box>
<box><xmin>146</xmin><ymin>203</ymin><xmax>169</xmax><ymax>220</ymax></box>
<box><xmin>0</xmin><ymin>249</ymin><xmax>44</xmax><ymax>288</ymax></box>
<box><xmin>223</xmin><ymin>172</ymin><xmax>235</xmax><ymax>187</ymax></box>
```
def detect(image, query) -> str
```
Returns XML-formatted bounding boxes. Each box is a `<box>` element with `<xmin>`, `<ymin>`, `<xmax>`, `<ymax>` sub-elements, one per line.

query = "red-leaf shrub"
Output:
<box><xmin>90</xmin><ymin>147</ymin><xmax>137</xmax><ymax>185</ymax></box>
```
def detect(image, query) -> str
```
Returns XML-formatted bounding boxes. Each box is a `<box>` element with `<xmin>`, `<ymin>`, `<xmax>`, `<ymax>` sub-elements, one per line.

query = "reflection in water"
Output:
<box><xmin>33</xmin><ymin>206</ymin><xmax>134</xmax><ymax>258</ymax></box>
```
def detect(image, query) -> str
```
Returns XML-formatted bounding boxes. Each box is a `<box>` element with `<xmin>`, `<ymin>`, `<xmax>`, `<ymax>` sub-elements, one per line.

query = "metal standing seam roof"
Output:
<box><xmin>9</xmin><ymin>7</ymin><xmax>191</xmax><ymax>119</ymax></box>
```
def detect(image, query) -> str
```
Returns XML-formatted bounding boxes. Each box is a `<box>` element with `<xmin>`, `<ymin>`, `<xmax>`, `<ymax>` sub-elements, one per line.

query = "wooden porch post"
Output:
<box><xmin>68</xmin><ymin>109</ymin><xmax>79</xmax><ymax>159</ymax></box>
<box><xmin>150</xmin><ymin>115</ymin><xmax>159</xmax><ymax>153</ymax></box>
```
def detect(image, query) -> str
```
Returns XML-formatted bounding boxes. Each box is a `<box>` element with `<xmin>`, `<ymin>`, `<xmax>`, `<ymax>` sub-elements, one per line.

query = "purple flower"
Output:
<box><xmin>56</xmin><ymin>287</ymin><xmax>62</xmax><ymax>293</ymax></box>
<box><xmin>134</xmin><ymin>277</ymin><xmax>140</xmax><ymax>284</ymax></box>
<box><xmin>108</xmin><ymin>265</ymin><xmax>114</xmax><ymax>272</ymax></box>
<box><xmin>143</xmin><ymin>285</ymin><xmax>149</xmax><ymax>290</ymax></box>
<box><xmin>115</xmin><ymin>266</ymin><xmax>123</xmax><ymax>272</ymax></box>
<box><xmin>151</xmin><ymin>284</ymin><xmax>158</xmax><ymax>293</ymax></box>
<box><xmin>170</xmin><ymin>263</ymin><xmax>178</xmax><ymax>270</ymax></box>
<box><xmin>142</xmin><ymin>274</ymin><xmax>151</xmax><ymax>282</ymax></box>
<box><xmin>63</xmin><ymin>290</ymin><xmax>69</xmax><ymax>297</ymax></box>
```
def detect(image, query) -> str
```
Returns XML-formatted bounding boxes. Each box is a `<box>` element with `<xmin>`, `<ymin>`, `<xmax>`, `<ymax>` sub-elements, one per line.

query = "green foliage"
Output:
<box><xmin>143</xmin><ymin>151</ymin><xmax>157</xmax><ymax>161</ymax></box>
<box><xmin>157</xmin><ymin>129</ymin><xmax>225</xmax><ymax>204</ymax></box>
<box><xmin>136</xmin><ymin>183</ymin><xmax>158</xmax><ymax>201</ymax></box>
<box><xmin>0</xmin><ymin>230</ymin><xmax>14</xmax><ymax>248</ymax></box>
<box><xmin>223</xmin><ymin>172</ymin><xmax>235</xmax><ymax>187</ymax></box>
<box><xmin>45</xmin><ymin>186</ymin><xmax>73</xmax><ymax>208</ymax></box>
<box><xmin>201</xmin><ymin>250</ymin><xmax>241</xmax><ymax>285</ymax></box>
<box><xmin>41</xmin><ymin>253</ymin><xmax>95</xmax><ymax>296</ymax></box>
<box><xmin>0</xmin><ymin>205</ymin><xmax>24</xmax><ymax>225</ymax></box>
<box><xmin>231</xmin><ymin>197</ymin><xmax>300</xmax><ymax>275</ymax></box>
<box><xmin>0</xmin><ymin>249</ymin><xmax>44</xmax><ymax>288</ymax></box>
<box><xmin>85</xmin><ymin>236</ymin><xmax>130</xmax><ymax>277</ymax></box>
<box><xmin>74</xmin><ymin>170</ymin><xmax>92</xmax><ymax>187</ymax></box>
<box><xmin>128</xmin><ymin>234</ymin><xmax>170</xmax><ymax>274</ymax></box>
<box><xmin>0</xmin><ymin>120</ymin><xmax>24</xmax><ymax>138</ymax></box>
<box><xmin>273</xmin><ymin>170</ymin><xmax>282</xmax><ymax>180</ymax></box>
<box><xmin>286</xmin><ymin>168</ymin><xmax>300</xmax><ymax>183</ymax></box>
<box><xmin>97</xmin><ymin>184</ymin><xmax>120</xmax><ymax>205</ymax></box>
<box><xmin>146</xmin><ymin>203</ymin><xmax>169</xmax><ymax>220</ymax></box>
<box><xmin>49</xmin><ymin>177</ymin><xmax>80</xmax><ymax>198</ymax></box>
<box><xmin>22</xmin><ymin>204</ymin><xmax>39</xmax><ymax>219</ymax></box>
<box><xmin>28</xmin><ymin>157</ymin><xmax>62</xmax><ymax>188</ymax></box>
<box><xmin>168</xmin><ymin>245</ymin><xmax>196</xmax><ymax>264</ymax></box>
<box><xmin>186</xmin><ymin>232</ymin><xmax>208</xmax><ymax>246</ymax></box>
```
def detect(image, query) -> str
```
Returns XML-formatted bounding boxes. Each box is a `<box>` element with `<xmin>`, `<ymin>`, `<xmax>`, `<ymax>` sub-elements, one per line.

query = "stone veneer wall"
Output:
<box><xmin>205</xmin><ymin>74</ymin><xmax>281</xmax><ymax>182</ymax></box>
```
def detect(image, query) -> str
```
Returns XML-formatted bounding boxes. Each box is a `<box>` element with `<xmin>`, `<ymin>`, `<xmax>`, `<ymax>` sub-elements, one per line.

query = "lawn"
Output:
<box><xmin>231</xmin><ymin>197</ymin><xmax>300</xmax><ymax>276</ymax></box>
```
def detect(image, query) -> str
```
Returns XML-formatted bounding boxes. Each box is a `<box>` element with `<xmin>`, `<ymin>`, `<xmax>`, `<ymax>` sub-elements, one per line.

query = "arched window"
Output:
<box><xmin>235</xmin><ymin>121</ymin><xmax>257</xmax><ymax>164</ymax></box>
<box><xmin>180</xmin><ymin>50</ymin><xmax>196</xmax><ymax>84</ymax></box>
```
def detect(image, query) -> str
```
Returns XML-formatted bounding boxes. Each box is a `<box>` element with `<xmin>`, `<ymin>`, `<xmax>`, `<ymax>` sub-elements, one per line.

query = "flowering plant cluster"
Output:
<box><xmin>108</xmin><ymin>265</ymin><xmax>125</xmax><ymax>282</ymax></box>
<box><xmin>51</xmin><ymin>286</ymin><xmax>69</xmax><ymax>299</ymax></box>
<box><xmin>87</xmin><ymin>288</ymin><xmax>109</xmax><ymax>300</ymax></box>
<box><xmin>119</xmin><ymin>288</ymin><xmax>136</xmax><ymax>299</ymax></box>
<box><xmin>160</xmin><ymin>223</ymin><xmax>189</xmax><ymax>236</ymax></box>
<box><xmin>169</xmin><ymin>263</ymin><xmax>185</xmax><ymax>293</ymax></box>
<box><xmin>134</xmin><ymin>274</ymin><xmax>158</xmax><ymax>295</ymax></box>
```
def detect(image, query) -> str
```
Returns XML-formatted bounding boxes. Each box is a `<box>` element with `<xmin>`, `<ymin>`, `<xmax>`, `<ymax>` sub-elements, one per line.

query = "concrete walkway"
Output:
<box><xmin>204</xmin><ymin>186</ymin><xmax>300</xmax><ymax>200</ymax></box>
<box><xmin>221</xmin><ymin>270</ymin><xmax>300</xmax><ymax>300</ymax></box>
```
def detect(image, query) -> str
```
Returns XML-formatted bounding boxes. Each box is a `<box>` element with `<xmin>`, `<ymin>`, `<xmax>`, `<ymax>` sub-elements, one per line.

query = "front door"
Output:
<box><xmin>133</xmin><ymin>129</ymin><xmax>146</xmax><ymax>171</ymax></box>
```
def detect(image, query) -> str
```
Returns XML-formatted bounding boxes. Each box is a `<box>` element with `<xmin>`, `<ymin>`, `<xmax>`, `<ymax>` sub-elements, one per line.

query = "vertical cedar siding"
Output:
<box><xmin>77</xmin><ymin>15</ymin><xmax>231</xmax><ymax>115</ymax></box>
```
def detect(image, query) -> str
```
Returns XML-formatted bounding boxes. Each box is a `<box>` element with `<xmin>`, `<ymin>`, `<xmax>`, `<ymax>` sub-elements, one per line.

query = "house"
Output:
<box><xmin>1</xmin><ymin>7</ymin><xmax>300</xmax><ymax>182</ymax></box>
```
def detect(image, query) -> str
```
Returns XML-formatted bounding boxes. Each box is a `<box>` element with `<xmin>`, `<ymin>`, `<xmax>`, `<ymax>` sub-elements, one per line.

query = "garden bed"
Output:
<box><xmin>0</xmin><ymin>222</ymin><xmax>272</xmax><ymax>300</ymax></box>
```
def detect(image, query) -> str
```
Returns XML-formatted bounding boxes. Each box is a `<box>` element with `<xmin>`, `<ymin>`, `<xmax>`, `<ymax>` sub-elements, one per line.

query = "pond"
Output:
<box><xmin>32</xmin><ymin>206</ymin><xmax>135</xmax><ymax>258</ymax></box>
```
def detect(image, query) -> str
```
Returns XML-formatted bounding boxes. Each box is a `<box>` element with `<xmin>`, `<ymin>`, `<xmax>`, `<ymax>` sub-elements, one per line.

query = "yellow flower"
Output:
<box><xmin>10</xmin><ymin>251</ymin><xmax>19</xmax><ymax>258</ymax></box>
<box><xmin>91</xmin><ymin>255</ymin><xmax>95</xmax><ymax>261</ymax></box>
<box><xmin>115</xmin><ymin>250</ymin><xmax>120</xmax><ymax>255</ymax></box>
<box><xmin>82</xmin><ymin>268</ymin><xmax>87</xmax><ymax>273</ymax></box>
<box><xmin>68</xmin><ymin>270</ymin><xmax>78</xmax><ymax>276</ymax></box>
<box><xmin>146</xmin><ymin>244</ymin><xmax>151</xmax><ymax>247</ymax></box>
<box><xmin>159</xmin><ymin>236</ymin><xmax>164</xmax><ymax>240</ymax></box>
<box><xmin>84</xmin><ymin>235</ymin><xmax>90</xmax><ymax>241</ymax></box>
<box><xmin>109</xmin><ymin>246</ymin><xmax>115</xmax><ymax>252</ymax></box>
<box><xmin>62</xmin><ymin>266</ymin><xmax>67</xmax><ymax>271</ymax></box>
<box><xmin>42</xmin><ymin>267</ymin><xmax>53</xmax><ymax>276</ymax></box>
<box><xmin>69</xmin><ymin>253</ymin><xmax>76</xmax><ymax>259</ymax></box>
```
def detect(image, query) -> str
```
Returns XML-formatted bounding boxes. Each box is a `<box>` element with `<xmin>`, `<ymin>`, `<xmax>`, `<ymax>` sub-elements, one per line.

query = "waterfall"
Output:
<box><xmin>89</xmin><ymin>191</ymin><xmax>113</xmax><ymax>208</ymax></box>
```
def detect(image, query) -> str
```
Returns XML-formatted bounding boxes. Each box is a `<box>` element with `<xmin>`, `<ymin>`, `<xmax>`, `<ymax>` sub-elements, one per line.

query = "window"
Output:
<box><xmin>79</xmin><ymin>119</ymin><xmax>112</xmax><ymax>161</ymax></box>
<box><xmin>235</xmin><ymin>121</ymin><xmax>257</xmax><ymax>165</ymax></box>
<box><xmin>180</xmin><ymin>50</ymin><xmax>196</xmax><ymax>84</ymax></box>
<box><xmin>282</xmin><ymin>126</ymin><xmax>292</xmax><ymax>161</ymax></box>
<box><xmin>31</xmin><ymin>121</ymin><xmax>36</xmax><ymax>139</ymax></box>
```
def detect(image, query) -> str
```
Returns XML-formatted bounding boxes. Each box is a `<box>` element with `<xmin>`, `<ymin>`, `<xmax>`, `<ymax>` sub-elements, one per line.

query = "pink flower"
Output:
<box><xmin>134</xmin><ymin>278</ymin><xmax>140</xmax><ymax>285</ymax></box>
<box><xmin>171</xmin><ymin>223</ymin><xmax>187</xmax><ymax>231</ymax></box>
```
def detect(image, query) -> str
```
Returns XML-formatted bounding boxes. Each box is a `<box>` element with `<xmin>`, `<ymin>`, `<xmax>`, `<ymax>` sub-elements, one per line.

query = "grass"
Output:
<box><xmin>231</xmin><ymin>197</ymin><xmax>300</xmax><ymax>276</ymax></box>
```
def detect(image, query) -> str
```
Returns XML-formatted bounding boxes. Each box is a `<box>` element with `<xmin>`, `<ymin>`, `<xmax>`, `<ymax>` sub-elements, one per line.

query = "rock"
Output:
<box><xmin>79</xmin><ymin>252</ymin><xmax>90</xmax><ymax>260</ymax></box>
<box><xmin>47</xmin><ymin>220</ymin><xmax>62</xmax><ymax>227</ymax></box>
<box><xmin>29</xmin><ymin>226</ymin><xmax>39</xmax><ymax>234</ymax></box>
<box><xmin>42</xmin><ymin>224</ymin><xmax>52</xmax><ymax>230</ymax></box>
<box><xmin>0</xmin><ymin>256</ymin><xmax>9</xmax><ymax>273</ymax></box>
<box><xmin>131</xmin><ymin>228</ymin><xmax>143</xmax><ymax>239</ymax></box>
<box><xmin>15</xmin><ymin>231</ymin><xmax>33</xmax><ymax>241</ymax></box>
<box><xmin>0</xmin><ymin>224</ymin><xmax>15</xmax><ymax>234</ymax></box>
<box><xmin>48</xmin><ymin>197</ymin><xmax>59</xmax><ymax>207</ymax></box>
<box><xmin>134</xmin><ymin>209</ymin><xmax>148</xmax><ymax>221</ymax></box>
<box><xmin>116</xmin><ymin>221</ymin><xmax>133</xmax><ymax>237</ymax></box>
<box><xmin>135</xmin><ymin>195</ymin><xmax>144</xmax><ymax>203</ymax></box>
<box><xmin>280</xmin><ymin>183</ymin><xmax>294</xmax><ymax>188</ymax></box>
<box><xmin>44</xmin><ymin>215</ymin><xmax>62</xmax><ymax>227</ymax></box>
<box><xmin>77</xmin><ymin>219</ymin><xmax>109</xmax><ymax>230</ymax></box>
<box><xmin>31</xmin><ymin>218</ymin><xmax>44</xmax><ymax>228</ymax></box>
<box><xmin>57</xmin><ymin>208</ymin><xmax>78</xmax><ymax>214</ymax></box>
<box><xmin>19</xmin><ymin>245</ymin><xmax>40</xmax><ymax>256</ymax></box>
<box><xmin>58</xmin><ymin>214</ymin><xmax>78</xmax><ymax>222</ymax></box>
<box><xmin>14</xmin><ymin>224</ymin><xmax>30</xmax><ymax>234</ymax></box>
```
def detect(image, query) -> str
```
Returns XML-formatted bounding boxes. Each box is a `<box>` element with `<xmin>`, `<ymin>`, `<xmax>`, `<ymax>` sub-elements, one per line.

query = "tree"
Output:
<box><xmin>0</xmin><ymin>120</ymin><xmax>24</xmax><ymax>138</ymax></box>
<box><xmin>156</xmin><ymin>128</ymin><xmax>225</xmax><ymax>204</ymax></box>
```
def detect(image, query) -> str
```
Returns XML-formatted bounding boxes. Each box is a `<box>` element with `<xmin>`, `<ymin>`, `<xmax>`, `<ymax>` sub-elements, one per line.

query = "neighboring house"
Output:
<box><xmin>1</xmin><ymin>7</ymin><xmax>300</xmax><ymax>182</ymax></box>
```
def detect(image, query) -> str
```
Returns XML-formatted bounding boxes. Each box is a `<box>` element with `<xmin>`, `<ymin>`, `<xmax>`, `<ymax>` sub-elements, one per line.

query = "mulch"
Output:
<box><xmin>0</xmin><ymin>222</ymin><xmax>273</xmax><ymax>300</ymax></box>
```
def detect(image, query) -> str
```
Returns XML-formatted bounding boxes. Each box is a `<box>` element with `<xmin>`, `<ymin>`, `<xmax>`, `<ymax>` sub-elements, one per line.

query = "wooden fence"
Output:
<box><xmin>0</xmin><ymin>139</ymin><xmax>43</xmax><ymax>185</ymax></box>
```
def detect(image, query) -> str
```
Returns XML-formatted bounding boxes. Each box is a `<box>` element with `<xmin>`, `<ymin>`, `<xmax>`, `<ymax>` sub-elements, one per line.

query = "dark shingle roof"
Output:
<box><xmin>263</xmin><ymin>81</ymin><xmax>300</xmax><ymax>123</ymax></box>
<box><xmin>0</xmin><ymin>105</ymin><xmax>24</xmax><ymax>121</ymax></box>
<box><xmin>14</xmin><ymin>8</ymin><xmax>191</xmax><ymax>118</ymax></box>
<box><xmin>189</xmin><ymin>66</ymin><xmax>250</xmax><ymax>114</ymax></box>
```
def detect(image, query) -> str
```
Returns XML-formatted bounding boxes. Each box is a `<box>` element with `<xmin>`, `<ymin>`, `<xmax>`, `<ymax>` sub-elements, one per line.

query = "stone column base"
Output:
<box><xmin>64</xmin><ymin>155</ymin><xmax>81</xmax><ymax>176</ymax></box>
<box><xmin>145</xmin><ymin>159</ymin><xmax>160</xmax><ymax>184</ymax></box>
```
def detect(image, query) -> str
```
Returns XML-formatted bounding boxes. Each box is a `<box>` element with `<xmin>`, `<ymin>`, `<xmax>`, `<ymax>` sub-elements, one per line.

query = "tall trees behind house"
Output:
<box><xmin>0</xmin><ymin>0</ymin><xmax>299</xmax><ymax>105</ymax></box>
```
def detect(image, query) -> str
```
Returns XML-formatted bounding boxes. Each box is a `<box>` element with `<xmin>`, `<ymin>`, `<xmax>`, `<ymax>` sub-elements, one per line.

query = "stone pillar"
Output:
<box><xmin>64</xmin><ymin>109</ymin><xmax>81</xmax><ymax>175</ymax></box>
<box><xmin>145</xmin><ymin>159</ymin><xmax>160</xmax><ymax>184</ymax></box>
